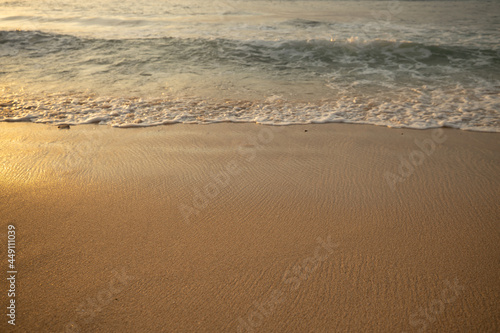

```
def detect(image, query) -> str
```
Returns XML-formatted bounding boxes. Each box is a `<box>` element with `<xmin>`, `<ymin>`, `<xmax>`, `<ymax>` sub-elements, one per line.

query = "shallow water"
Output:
<box><xmin>0</xmin><ymin>0</ymin><xmax>499</xmax><ymax>131</ymax></box>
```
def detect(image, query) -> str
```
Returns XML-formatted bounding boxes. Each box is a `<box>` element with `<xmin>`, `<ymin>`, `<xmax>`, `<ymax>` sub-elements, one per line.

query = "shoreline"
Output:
<box><xmin>1</xmin><ymin>119</ymin><xmax>500</xmax><ymax>133</ymax></box>
<box><xmin>2</xmin><ymin>92</ymin><xmax>499</xmax><ymax>133</ymax></box>
<box><xmin>1</xmin><ymin>122</ymin><xmax>499</xmax><ymax>332</ymax></box>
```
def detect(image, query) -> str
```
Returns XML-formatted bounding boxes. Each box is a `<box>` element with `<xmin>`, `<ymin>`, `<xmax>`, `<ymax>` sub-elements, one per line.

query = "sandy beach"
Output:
<box><xmin>0</xmin><ymin>122</ymin><xmax>499</xmax><ymax>332</ymax></box>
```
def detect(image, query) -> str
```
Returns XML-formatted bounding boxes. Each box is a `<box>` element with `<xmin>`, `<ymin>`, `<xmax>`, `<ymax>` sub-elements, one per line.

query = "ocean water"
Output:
<box><xmin>0</xmin><ymin>0</ymin><xmax>499</xmax><ymax>130</ymax></box>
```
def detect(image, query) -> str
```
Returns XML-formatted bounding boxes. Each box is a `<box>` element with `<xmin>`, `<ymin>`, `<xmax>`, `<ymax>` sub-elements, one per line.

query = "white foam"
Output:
<box><xmin>1</xmin><ymin>90</ymin><xmax>498</xmax><ymax>132</ymax></box>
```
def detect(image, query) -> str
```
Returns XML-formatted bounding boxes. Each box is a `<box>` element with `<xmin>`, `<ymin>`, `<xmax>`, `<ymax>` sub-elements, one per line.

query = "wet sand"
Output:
<box><xmin>0</xmin><ymin>122</ymin><xmax>499</xmax><ymax>332</ymax></box>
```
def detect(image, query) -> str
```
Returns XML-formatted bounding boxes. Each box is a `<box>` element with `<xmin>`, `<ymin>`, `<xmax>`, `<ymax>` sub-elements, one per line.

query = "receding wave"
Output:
<box><xmin>1</xmin><ymin>89</ymin><xmax>499</xmax><ymax>132</ymax></box>
<box><xmin>1</xmin><ymin>30</ymin><xmax>499</xmax><ymax>132</ymax></box>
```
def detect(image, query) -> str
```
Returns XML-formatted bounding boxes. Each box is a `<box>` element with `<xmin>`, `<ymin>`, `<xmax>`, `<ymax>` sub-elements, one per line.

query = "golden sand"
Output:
<box><xmin>0</xmin><ymin>123</ymin><xmax>498</xmax><ymax>332</ymax></box>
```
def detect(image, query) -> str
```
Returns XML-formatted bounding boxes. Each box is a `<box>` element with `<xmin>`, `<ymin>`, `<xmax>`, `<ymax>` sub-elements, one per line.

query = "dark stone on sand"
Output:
<box><xmin>58</xmin><ymin>124</ymin><xmax>70</xmax><ymax>129</ymax></box>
